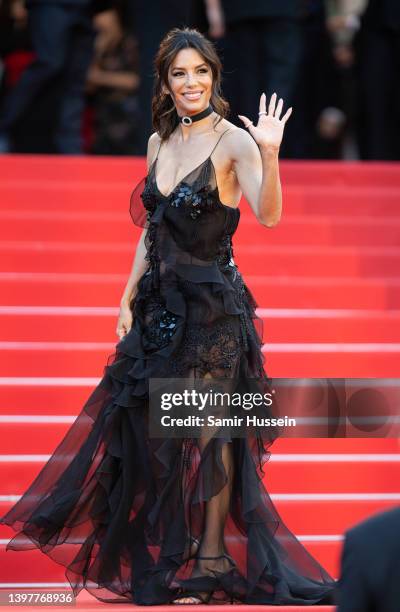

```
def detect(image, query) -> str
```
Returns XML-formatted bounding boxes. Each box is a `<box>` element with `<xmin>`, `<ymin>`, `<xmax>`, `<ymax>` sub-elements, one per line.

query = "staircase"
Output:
<box><xmin>0</xmin><ymin>155</ymin><xmax>399</xmax><ymax>610</ymax></box>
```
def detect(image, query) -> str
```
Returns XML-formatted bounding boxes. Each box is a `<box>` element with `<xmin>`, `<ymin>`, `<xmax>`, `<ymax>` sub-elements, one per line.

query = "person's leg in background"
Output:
<box><xmin>221</xmin><ymin>19</ymin><xmax>261</xmax><ymax>126</ymax></box>
<box><xmin>282</xmin><ymin>7</ymin><xmax>328</xmax><ymax>159</ymax></box>
<box><xmin>260</xmin><ymin>17</ymin><xmax>304</xmax><ymax>158</ymax></box>
<box><xmin>260</xmin><ymin>18</ymin><xmax>303</xmax><ymax>103</ymax></box>
<box><xmin>0</xmin><ymin>4</ymin><xmax>72</xmax><ymax>151</ymax></box>
<box><xmin>55</xmin><ymin>6</ymin><xmax>95</xmax><ymax>154</ymax></box>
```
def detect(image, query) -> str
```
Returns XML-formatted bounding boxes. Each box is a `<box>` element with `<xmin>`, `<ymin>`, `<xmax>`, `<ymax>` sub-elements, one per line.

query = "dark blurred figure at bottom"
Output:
<box><xmin>0</xmin><ymin>0</ymin><xmax>108</xmax><ymax>153</ymax></box>
<box><xmin>338</xmin><ymin>505</ymin><xmax>400</xmax><ymax>612</ymax></box>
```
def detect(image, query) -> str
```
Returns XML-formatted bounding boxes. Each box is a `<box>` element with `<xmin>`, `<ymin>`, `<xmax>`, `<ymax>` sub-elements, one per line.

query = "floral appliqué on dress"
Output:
<box><xmin>170</xmin><ymin>183</ymin><xmax>216</xmax><ymax>220</ymax></box>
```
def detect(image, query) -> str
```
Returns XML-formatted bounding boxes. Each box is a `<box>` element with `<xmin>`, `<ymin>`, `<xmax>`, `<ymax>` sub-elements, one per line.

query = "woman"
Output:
<box><xmin>0</xmin><ymin>28</ymin><xmax>337</xmax><ymax>606</ymax></box>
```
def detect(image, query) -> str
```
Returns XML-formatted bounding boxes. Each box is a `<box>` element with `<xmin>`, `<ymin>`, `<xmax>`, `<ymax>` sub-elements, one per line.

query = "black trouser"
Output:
<box><xmin>355</xmin><ymin>25</ymin><xmax>400</xmax><ymax>160</ymax></box>
<box><xmin>0</xmin><ymin>3</ymin><xmax>95</xmax><ymax>153</ymax></box>
<box><xmin>222</xmin><ymin>18</ymin><xmax>304</xmax><ymax>129</ymax></box>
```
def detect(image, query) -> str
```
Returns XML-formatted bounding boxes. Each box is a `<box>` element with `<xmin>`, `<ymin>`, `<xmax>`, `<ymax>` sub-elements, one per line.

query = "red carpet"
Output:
<box><xmin>1</xmin><ymin>155</ymin><xmax>400</xmax><ymax>609</ymax></box>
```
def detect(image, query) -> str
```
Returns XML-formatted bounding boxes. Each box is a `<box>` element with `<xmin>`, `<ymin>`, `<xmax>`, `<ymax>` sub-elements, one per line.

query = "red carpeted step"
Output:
<box><xmin>0</xmin><ymin>497</ymin><xmax>397</xmax><ymax>538</ymax></box>
<box><xmin>2</xmin><ymin>274</ymin><xmax>400</xmax><ymax>309</ymax></box>
<box><xmin>262</xmin><ymin>350</ymin><xmax>400</xmax><ymax>376</ymax></box>
<box><xmin>1</xmin><ymin>309</ymin><xmax>400</xmax><ymax>343</ymax></box>
<box><xmin>2</xmin><ymin>178</ymin><xmax>400</xmax><ymax>214</ymax></box>
<box><xmin>4</xmin><ymin>242</ymin><xmax>400</xmax><ymax>278</ymax></box>
<box><xmin>279</xmin><ymin>186</ymin><xmax>400</xmax><ymax>215</ymax></box>
<box><xmin>1</xmin><ymin>344</ymin><xmax>400</xmax><ymax>376</ymax></box>
<box><xmin>2</xmin><ymin>377</ymin><xmax>399</xmax><ymax>419</ymax></box>
<box><xmin>1</xmin><ymin>154</ymin><xmax>399</xmax><ymax>599</ymax></box>
<box><xmin>274</xmin><ymin>499</ymin><xmax>399</xmax><ymax>534</ymax></box>
<box><xmin>1</xmin><ymin>153</ymin><xmax>399</xmax><ymax>186</ymax></box>
<box><xmin>0</xmin><ymin>423</ymin><xmax>397</xmax><ymax>453</ymax></box>
<box><xmin>0</xmin><ymin>385</ymin><xmax>94</xmax><ymax>415</ymax></box>
<box><xmin>236</xmin><ymin>216</ymin><xmax>400</xmax><ymax>247</ymax></box>
<box><xmin>2</xmin><ymin>209</ymin><xmax>400</xmax><ymax>248</ymax></box>
<box><xmin>0</xmin><ymin>185</ymin><xmax>129</xmax><ymax>213</ymax></box>
<box><xmin>281</xmin><ymin>160</ymin><xmax>400</xmax><ymax>187</ymax></box>
<box><xmin>0</xmin><ymin>539</ymin><xmax>342</xmax><ymax>580</ymax></box>
<box><xmin>0</xmin><ymin>211</ymin><xmax>141</xmax><ymax>244</ymax></box>
<box><xmin>0</xmin><ymin>500</ymin><xmax>382</xmax><ymax>540</ymax></box>
<box><xmin>0</xmin><ymin>457</ymin><xmax>397</xmax><ymax>494</ymax></box>
<box><xmin>236</xmin><ymin>247</ymin><xmax>400</xmax><ymax>277</ymax></box>
<box><xmin>260</xmin><ymin>311</ymin><xmax>400</xmax><ymax>342</ymax></box>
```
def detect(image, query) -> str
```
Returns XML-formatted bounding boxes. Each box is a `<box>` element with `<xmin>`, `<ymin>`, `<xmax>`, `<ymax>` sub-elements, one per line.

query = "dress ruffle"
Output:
<box><xmin>0</xmin><ymin>263</ymin><xmax>336</xmax><ymax>604</ymax></box>
<box><xmin>0</xmin><ymin>145</ymin><xmax>337</xmax><ymax>605</ymax></box>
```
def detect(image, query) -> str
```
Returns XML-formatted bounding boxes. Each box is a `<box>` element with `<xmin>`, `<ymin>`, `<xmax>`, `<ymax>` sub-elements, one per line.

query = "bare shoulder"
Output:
<box><xmin>221</xmin><ymin>124</ymin><xmax>259</xmax><ymax>161</ymax></box>
<box><xmin>147</xmin><ymin>131</ymin><xmax>162</xmax><ymax>166</ymax></box>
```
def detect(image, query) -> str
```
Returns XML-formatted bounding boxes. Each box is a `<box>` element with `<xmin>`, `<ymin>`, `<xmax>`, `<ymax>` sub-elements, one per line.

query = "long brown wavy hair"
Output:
<box><xmin>152</xmin><ymin>28</ymin><xmax>229</xmax><ymax>141</ymax></box>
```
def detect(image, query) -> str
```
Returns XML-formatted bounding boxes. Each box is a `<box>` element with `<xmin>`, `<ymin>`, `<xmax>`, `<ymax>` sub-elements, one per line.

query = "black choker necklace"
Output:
<box><xmin>179</xmin><ymin>104</ymin><xmax>213</xmax><ymax>126</ymax></box>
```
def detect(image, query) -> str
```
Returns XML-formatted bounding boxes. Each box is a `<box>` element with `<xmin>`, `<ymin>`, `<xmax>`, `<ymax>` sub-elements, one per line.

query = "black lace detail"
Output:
<box><xmin>141</xmin><ymin>179</ymin><xmax>158</xmax><ymax>217</ymax></box>
<box><xmin>170</xmin><ymin>318</ymin><xmax>242</xmax><ymax>378</ymax></box>
<box><xmin>144</xmin><ymin>295</ymin><xmax>178</xmax><ymax>350</ymax></box>
<box><xmin>216</xmin><ymin>233</ymin><xmax>234</xmax><ymax>267</ymax></box>
<box><xmin>144</xmin><ymin>221</ymin><xmax>159</xmax><ymax>268</ymax></box>
<box><xmin>181</xmin><ymin>438</ymin><xmax>196</xmax><ymax>470</ymax></box>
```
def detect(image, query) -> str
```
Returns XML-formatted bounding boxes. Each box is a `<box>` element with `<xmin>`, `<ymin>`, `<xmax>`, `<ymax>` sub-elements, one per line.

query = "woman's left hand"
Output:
<box><xmin>238</xmin><ymin>93</ymin><xmax>293</xmax><ymax>151</ymax></box>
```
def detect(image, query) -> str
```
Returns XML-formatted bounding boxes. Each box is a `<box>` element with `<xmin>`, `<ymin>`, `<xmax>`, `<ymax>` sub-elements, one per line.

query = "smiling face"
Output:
<box><xmin>164</xmin><ymin>47</ymin><xmax>213</xmax><ymax>117</ymax></box>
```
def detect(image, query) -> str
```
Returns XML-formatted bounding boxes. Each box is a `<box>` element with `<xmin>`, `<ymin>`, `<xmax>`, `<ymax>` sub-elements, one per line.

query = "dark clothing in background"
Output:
<box><xmin>221</xmin><ymin>1</ymin><xmax>304</xmax><ymax>156</ymax></box>
<box><xmin>222</xmin><ymin>19</ymin><xmax>303</xmax><ymax>117</ymax></box>
<box><xmin>221</xmin><ymin>0</ymin><xmax>305</xmax><ymax>22</ymax></box>
<box><xmin>25</xmin><ymin>0</ymin><xmax>111</xmax><ymax>11</ymax></box>
<box><xmin>282</xmin><ymin>1</ymin><xmax>328</xmax><ymax>158</ymax></box>
<box><xmin>362</xmin><ymin>0</ymin><xmax>400</xmax><ymax>30</ymax></box>
<box><xmin>338</xmin><ymin>506</ymin><xmax>400</xmax><ymax>612</ymax></box>
<box><xmin>355</xmin><ymin>0</ymin><xmax>400</xmax><ymax>160</ymax></box>
<box><xmin>0</xmin><ymin>0</ymin><xmax>98</xmax><ymax>153</ymax></box>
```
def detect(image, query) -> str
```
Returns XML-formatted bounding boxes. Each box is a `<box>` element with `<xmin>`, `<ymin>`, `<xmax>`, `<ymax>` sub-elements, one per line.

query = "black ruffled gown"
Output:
<box><xmin>0</xmin><ymin>129</ymin><xmax>337</xmax><ymax>605</ymax></box>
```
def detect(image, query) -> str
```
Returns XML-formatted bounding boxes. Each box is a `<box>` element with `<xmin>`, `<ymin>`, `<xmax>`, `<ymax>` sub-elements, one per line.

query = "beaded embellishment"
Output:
<box><xmin>170</xmin><ymin>183</ymin><xmax>216</xmax><ymax>220</ymax></box>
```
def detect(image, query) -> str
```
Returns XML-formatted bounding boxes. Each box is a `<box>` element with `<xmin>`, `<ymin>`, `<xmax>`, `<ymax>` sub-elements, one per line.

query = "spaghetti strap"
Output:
<box><xmin>152</xmin><ymin>137</ymin><xmax>163</xmax><ymax>164</ymax></box>
<box><xmin>209</xmin><ymin>128</ymin><xmax>232</xmax><ymax>157</ymax></box>
<box><xmin>152</xmin><ymin>127</ymin><xmax>230</xmax><ymax>168</ymax></box>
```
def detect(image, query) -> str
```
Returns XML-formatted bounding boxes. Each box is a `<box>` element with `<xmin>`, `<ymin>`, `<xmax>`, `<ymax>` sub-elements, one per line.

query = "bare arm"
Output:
<box><xmin>119</xmin><ymin>228</ymin><xmax>148</xmax><ymax>307</ymax></box>
<box><xmin>204</xmin><ymin>0</ymin><xmax>225</xmax><ymax>38</ymax></box>
<box><xmin>229</xmin><ymin>129</ymin><xmax>282</xmax><ymax>227</ymax></box>
<box><xmin>119</xmin><ymin>132</ymin><xmax>160</xmax><ymax>309</ymax></box>
<box><xmin>235</xmin><ymin>93</ymin><xmax>292</xmax><ymax>227</ymax></box>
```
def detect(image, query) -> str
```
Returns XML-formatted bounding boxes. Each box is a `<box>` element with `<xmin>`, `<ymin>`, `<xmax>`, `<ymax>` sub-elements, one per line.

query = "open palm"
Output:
<box><xmin>238</xmin><ymin>93</ymin><xmax>293</xmax><ymax>150</ymax></box>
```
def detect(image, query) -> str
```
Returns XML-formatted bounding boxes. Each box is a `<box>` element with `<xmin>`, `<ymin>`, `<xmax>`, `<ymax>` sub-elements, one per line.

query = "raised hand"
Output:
<box><xmin>238</xmin><ymin>93</ymin><xmax>293</xmax><ymax>151</ymax></box>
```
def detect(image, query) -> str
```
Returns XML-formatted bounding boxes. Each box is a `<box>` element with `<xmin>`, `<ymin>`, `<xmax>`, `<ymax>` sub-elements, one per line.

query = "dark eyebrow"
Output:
<box><xmin>171</xmin><ymin>63</ymin><xmax>208</xmax><ymax>70</ymax></box>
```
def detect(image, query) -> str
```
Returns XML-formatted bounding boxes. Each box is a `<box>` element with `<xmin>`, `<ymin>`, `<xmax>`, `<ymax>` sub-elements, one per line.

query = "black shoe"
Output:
<box><xmin>172</xmin><ymin>554</ymin><xmax>236</xmax><ymax>605</ymax></box>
